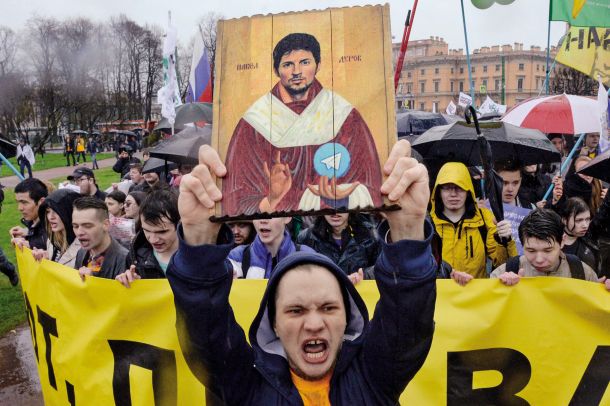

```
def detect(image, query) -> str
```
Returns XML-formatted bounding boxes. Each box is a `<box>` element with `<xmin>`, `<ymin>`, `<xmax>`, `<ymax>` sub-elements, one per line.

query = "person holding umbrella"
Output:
<box><xmin>430</xmin><ymin>162</ymin><xmax>517</xmax><ymax>281</ymax></box>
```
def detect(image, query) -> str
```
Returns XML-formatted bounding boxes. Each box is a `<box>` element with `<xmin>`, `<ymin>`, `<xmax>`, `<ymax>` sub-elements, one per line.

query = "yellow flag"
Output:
<box><xmin>556</xmin><ymin>26</ymin><xmax>610</xmax><ymax>86</ymax></box>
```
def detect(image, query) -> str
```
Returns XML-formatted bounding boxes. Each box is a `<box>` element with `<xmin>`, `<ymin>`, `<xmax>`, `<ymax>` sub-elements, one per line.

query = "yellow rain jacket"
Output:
<box><xmin>430</xmin><ymin>162</ymin><xmax>517</xmax><ymax>278</ymax></box>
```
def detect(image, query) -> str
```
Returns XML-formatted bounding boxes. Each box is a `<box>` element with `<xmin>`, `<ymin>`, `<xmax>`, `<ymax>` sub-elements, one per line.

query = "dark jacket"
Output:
<box><xmin>113</xmin><ymin>157</ymin><xmax>141</xmax><ymax>178</ymax></box>
<box><xmin>519</xmin><ymin>171</ymin><xmax>551</xmax><ymax>206</ymax></box>
<box><xmin>167</xmin><ymin>221</ymin><xmax>437</xmax><ymax>405</ymax></box>
<box><xmin>74</xmin><ymin>237</ymin><xmax>128</xmax><ymax>279</ymax></box>
<box><xmin>22</xmin><ymin>218</ymin><xmax>47</xmax><ymax>250</ymax></box>
<box><xmin>125</xmin><ymin>231</ymin><xmax>165</xmax><ymax>279</ymax></box>
<box><xmin>38</xmin><ymin>189</ymin><xmax>81</xmax><ymax>248</ymax></box>
<box><xmin>296</xmin><ymin>214</ymin><xmax>380</xmax><ymax>277</ymax></box>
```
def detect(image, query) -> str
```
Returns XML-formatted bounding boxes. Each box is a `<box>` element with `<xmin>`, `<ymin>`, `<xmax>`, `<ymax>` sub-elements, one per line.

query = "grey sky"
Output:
<box><xmin>3</xmin><ymin>0</ymin><xmax>565</xmax><ymax>50</ymax></box>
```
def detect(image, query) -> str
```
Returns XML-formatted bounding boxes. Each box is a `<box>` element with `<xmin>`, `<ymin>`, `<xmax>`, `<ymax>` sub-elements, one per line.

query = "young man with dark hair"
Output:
<box><xmin>490</xmin><ymin>209</ymin><xmax>609</xmax><ymax>289</ymax></box>
<box><xmin>167</xmin><ymin>141</ymin><xmax>437</xmax><ymax>404</ymax></box>
<box><xmin>70</xmin><ymin>167</ymin><xmax>107</xmax><ymax>201</ymax></box>
<box><xmin>11</xmin><ymin>178</ymin><xmax>48</xmax><ymax>249</ymax></box>
<box><xmin>116</xmin><ymin>189</ymin><xmax>180</xmax><ymax>287</ymax></box>
<box><xmin>113</xmin><ymin>145</ymin><xmax>141</xmax><ymax>179</ymax></box>
<box><xmin>222</xmin><ymin>32</ymin><xmax>382</xmax><ymax>216</ymax></box>
<box><xmin>127</xmin><ymin>163</ymin><xmax>146</xmax><ymax>192</ymax></box>
<box><xmin>73</xmin><ymin>197</ymin><xmax>127</xmax><ymax>280</ymax></box>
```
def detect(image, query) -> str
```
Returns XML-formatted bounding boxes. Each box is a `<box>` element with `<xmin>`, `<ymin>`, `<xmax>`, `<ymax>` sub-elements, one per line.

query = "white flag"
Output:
<box><xmin>157</xmin><ymin>17</ymin><xmax>182</xmax><ymax>127</ymax></box>
<box><xmin>458</xmin><ymin>92</ymin><xmax>473</xmax><ymax>107</ymax></box>
<box><xmin>479</xmin><ymin>96</ymin><xmax>507</xmax><ymax>115</ymax></box>
<box><xmin>598</xmin><ymin>77</ymin><xmax>609</xmax><ymax>153</ymax></box>
<box><xmin>446</xmin><ymin>100</ymin><xmax>457</xmax><ymax>115</ymax></box>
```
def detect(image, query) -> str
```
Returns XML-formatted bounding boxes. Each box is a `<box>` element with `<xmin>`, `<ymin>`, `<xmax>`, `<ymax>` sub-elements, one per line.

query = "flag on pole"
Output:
<box><xmin>598</xmin><ymin>77</ymin><xmax>609</xmax><ymax>153</ymax></box>
<box><xmin>185</xmin><ymin>37</ymin><xmax>213</xmax><ymax>103</ymax></box>
<box><xmin>157</xmin><ymin>14</ymin><xmax>182</xmax><ymax>127</ymax></box>
<box><xmin>479</xmin><ymin>96</ymin><xmax>507</xmax><ymax>115</ymax></box>
<box><xmin>550</xmin><ymin>0</ymin><xmax>610</xmax><ymax>27</ymax></box>
<box><xmin>556</xmin><ymin>26</ymin><xmax>610</xmax><ymax>86</ymax></box>
<box><xmin>458</xmin><ymin>92</ymin><xmax>473</xmax><ymax>107</ymax></box>
<box><xmin>446</xmin><ymin>100</ymin><xmax>457</xmax><ymax>115</ymax></box>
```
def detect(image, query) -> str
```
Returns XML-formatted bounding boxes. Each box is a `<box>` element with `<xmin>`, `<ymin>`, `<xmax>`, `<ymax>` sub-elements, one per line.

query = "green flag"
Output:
<box><xmin>550</xmin><ymin>0</ymin><xmax>610</xmax><ymax>27</ymax></box>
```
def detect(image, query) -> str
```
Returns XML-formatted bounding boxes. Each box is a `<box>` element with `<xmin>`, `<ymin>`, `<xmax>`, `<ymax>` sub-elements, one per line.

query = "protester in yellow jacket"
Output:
<box><xmin>430</xmin><ymin>162</ymin><xmax>517</xmax><ymax>278</ymax></box>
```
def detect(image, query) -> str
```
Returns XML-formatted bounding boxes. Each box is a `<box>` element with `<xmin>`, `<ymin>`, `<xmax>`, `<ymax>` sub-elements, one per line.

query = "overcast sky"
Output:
<box><xmin>3</xmin><ymin>0</ymin><xmax>565</xmax><ymax>50</ymax></box>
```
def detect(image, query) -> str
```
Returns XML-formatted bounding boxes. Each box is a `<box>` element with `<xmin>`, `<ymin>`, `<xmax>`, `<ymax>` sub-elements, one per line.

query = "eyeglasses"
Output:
<box><xmin>74</xmin><ymin>177</ymin><xmax>91</xmax><ymax>184</ymax></box>
<box><xmin>440</xmin><ymin>184</ymin><xmax>463</xmax><ymax>193</ymax></box>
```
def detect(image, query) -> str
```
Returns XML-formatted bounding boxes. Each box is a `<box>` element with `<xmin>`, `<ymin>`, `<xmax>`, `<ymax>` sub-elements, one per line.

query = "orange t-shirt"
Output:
<box><xmin>290</xmin><ymin>370</ymin><xmax>331</xmax><ymax>406</ymax></box>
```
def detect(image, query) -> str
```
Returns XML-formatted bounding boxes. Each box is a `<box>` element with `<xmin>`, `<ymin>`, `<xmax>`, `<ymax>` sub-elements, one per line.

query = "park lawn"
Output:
<box><xmin>0</xmin><ymin>167</ymin><xmax>118</xmax><ymax>335</ymax></box>
<box><xmin>1</xmin><ymin>152</ymin><xmax>115</xmax><ymax>177</ymax></box>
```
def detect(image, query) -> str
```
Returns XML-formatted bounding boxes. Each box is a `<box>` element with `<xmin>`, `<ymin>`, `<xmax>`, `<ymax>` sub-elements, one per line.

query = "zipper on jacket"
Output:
<box><xmin>469</xmin><ymin>236</ymin><xmax>474</xmax><ymax>257</ymax></box>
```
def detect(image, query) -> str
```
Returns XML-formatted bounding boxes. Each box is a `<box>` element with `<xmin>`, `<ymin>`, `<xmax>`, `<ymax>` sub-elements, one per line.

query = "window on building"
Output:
<box><xmin>495</xmin><ymin>64</ymin><xmax>500</xmax><ymax>71</ymax></box>
<box><xmin>495</xmin><ymin>79</ymin><xmax>500</xmax><ymax>90</ymax></box>
<box><xmin>483</xmin><ymin>65</ymin><xmax>487</xmax><ymax>73</ymax></box>
<box><xmin>433</xmin><ymin>101</ymin><xmax>439</xmax><ymax>113</ymax></box>
<box><xmin>435</xmin><ymin>67</ymin><xmax>439</xmax><ymax>74</ymax></box>
<box><xmin>518</xmin><ymin>63</ymin><xmax>524</xmax><ymax>71</ymax></box>
<box><xmin>517</xmin><ymin>77</ymin><xmax>524</xmax><ymax>92</ymax></box>
<box><xmin>451</xmin><ymin>67</ymin><xmax>454</xmax><ymax>74</ymax></box>
<box><xmin>536</xmin><ymin>64</ymin><xmax>539</xmax><ymax>71</ymax></box>
<box><xmin>471</xmin><ymin>66</ymin><xmax>475</xmax><ymax>73</ymax></box>
<box><xmin>459</xmin><ymin>81</ymin><xmax>464</xmax><ymax>92</ymax></box>
<box><xmin>450</xmin><ymin>81</ymin><xmax>454</xmax><ymax>92</ymax></box>
<box><xmin>407</xmin><ymin>83</ymin><xmax>413</xmax><ymax>93</ymax></box>
<box><xmin>420</xmin><ymin>81</ymin><xmax>425</xmax><ymax>93</ymax></box>
<box><xmin>434</xmin><ymin>81</ymin><xmax>440</xmax><ymax>93</ymax></box>
<box><xmin>460</xmin><ymin>67</ymin><xmax>464</xmax><ymax>74</ymax></box>
<box><xmin>420</xmin><ymin>102</ymin><xmax>425</xmax><ymax>111</ymax></box>
<box><xmin>407</xmin><ymin>71</ymin><xmax>412</xmax><ymax>78</ymax></box>
<box><xmin>482</xmin><ymin>79</ymin><xmax>488</xmax><ymax>89</ymax></box>
<box><xmin>420</xmin><ymin>68</ymin><xmax>425</xmax><ymax>75</ymax></box>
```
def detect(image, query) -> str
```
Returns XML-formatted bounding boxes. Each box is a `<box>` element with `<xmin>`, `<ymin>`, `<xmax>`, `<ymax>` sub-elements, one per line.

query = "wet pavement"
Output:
<box><xmin>0</xmin><ymin>324</ymin><xmax>43</xmax><ymax>405</ymax></box>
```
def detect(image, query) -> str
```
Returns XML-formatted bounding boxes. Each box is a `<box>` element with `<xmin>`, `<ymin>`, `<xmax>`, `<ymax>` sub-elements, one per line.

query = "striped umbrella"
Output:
<box><xmin>501</xmin><ymin>94</ymin><xmax>599</xmax><ymax>135</ymax></box>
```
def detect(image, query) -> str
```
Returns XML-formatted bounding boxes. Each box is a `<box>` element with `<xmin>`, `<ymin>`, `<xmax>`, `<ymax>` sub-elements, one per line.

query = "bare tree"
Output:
<box><xmin>197</xmin><ymin>12</ymin><xmax>223</xmax><ymax>71</ymax></box>
<box><xmin>0</xmin><ymin>27</ymin><xmax>17</xmax><ymax>76</ymax></box>
<box><xmin>550</xmin><ymin>66</ymin><xmax>597</xmax><ymax>96</ymax></box>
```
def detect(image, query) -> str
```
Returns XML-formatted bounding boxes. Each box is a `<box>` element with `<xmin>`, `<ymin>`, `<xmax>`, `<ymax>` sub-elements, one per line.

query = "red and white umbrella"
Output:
<box><xmin>501</xmin><ymin>94</ymin><xmax>599</xmax><ymax>135</ymax></box>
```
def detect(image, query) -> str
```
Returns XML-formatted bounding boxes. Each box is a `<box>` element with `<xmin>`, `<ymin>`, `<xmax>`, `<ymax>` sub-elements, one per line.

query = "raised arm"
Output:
<box><xmin>166</xmin><ymin>145</ymin><xmax>256</xmax><ymax>404</ymax></box>
<box><xmin>362</xmin><ymin>140</ymin><xmax>437</xmax><ymax>400</ymax></box>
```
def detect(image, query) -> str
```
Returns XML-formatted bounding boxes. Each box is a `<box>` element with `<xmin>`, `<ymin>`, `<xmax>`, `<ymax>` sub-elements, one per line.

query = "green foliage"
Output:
<box><xmin>0</xmin><ymin>152</ymin><xmax>115</xmax><ymax>178</ymax></box>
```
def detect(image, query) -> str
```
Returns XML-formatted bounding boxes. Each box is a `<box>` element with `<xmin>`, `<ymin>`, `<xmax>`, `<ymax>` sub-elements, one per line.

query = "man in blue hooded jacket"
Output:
<box><xmin>167</xmin><ymin>140</ymin><xmax>436</xmax><ymax>405</ymax></box>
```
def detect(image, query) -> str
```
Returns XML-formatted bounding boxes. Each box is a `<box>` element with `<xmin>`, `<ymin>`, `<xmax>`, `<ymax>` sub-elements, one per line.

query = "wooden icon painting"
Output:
<box><xmin>212</xmin><ymin>5</ymin><xmax>396</xmax><ymax>219</ymax></box>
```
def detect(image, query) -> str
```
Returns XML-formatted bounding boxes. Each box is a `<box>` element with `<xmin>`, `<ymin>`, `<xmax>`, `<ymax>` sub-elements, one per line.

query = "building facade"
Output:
<box><xmin>394</xmin><ymin>37</ymin><xmax>558</xmax><ymax>112</ymax></box>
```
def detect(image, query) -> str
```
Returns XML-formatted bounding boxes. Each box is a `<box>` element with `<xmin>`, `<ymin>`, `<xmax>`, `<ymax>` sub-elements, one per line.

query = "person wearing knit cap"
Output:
<box><xmin>167</xmin><ymin>140</ymin><xmax>436</xmax><ymax>405</ymax></box>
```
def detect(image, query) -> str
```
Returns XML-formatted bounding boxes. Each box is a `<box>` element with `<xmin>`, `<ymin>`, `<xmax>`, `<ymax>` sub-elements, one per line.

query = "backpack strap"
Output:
<box><xmin>565</xmin><ymin>254</ymin><xmax>585</xmax><ymax>280</ymax></box>
<box><xmin>506</xmin><ymin>256</ymin><xmax>521</xmax><ymax>274</ymax></box>
<box><xmin>478</xmin><ymin>223</ymin><xmax>489</xmax><ymax>259</ymax></box>
<box><xmin>241</xmin><ymin>244</ymin><xmax>251</xmax><ymax>279</ymax></box>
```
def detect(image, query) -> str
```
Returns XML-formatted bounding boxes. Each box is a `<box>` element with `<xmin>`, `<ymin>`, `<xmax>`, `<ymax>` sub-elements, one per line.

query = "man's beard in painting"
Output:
<box><xmin>284</xmin><ymin>79</ymin><xmax>314</xmax><ymax>97</ymax></box>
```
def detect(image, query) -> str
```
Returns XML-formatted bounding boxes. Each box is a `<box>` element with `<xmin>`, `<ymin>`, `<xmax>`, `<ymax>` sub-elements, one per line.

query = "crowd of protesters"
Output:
<box><xmin>4</xmin><ymin>134</ymin><xmax>609</xmax><ymax>290</ymax></box>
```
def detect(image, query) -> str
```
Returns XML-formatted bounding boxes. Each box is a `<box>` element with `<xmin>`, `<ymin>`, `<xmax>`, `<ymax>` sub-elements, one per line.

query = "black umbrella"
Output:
<box><xmin>149</xmin><ymin>125</ymin><xmax>212</xmax><ymax>164</ymax></box>
<box><xmin>142</xmin><ymin>157</ymin><xmax>177</xmax><ymax>174</ymax></box>
<box><xmin>396</xmin><ymin>110</ymin><xmax>447</xmax><ymax>136</ymax></box>
<box><xmin>0</xmin><ymin>137</ymin><xmax>17</xmax><ymax>159</ymax></box>
<box><xmin>174</xmin><ymin>102</ymin><xmax>213</xmax><ymax>128</ymax></box>
<box><xmin>71</xmin><ymin>130</ymin><xmax>88</xmax><ymax>135</ymax></box>
<box><xmin>577</xmin><ymin>148</ymin><xmax>610</xmax><ymax>182</ymax></box>
<box><xmin>90</xmin><ymin>131</ymin><xmax>101</xmax><ymax>136</ymax></box>
<box><xmin>411</xmin><ymin>120</ymin><xmax>561</xmax><ymax>166</ymax></box>
<box><xmin>119</xmin><ymin>130</ymin><xmax>136</xmax><ymax>137</ymax></box>
<box><xmin>466</xmin><ymin>106</ymin><xmax>505</xmax><ymax>222</ymax></box>
<box><xmin>152</xmin><ymin>117</ymin><xmax>185</xmax><ymax>132</ymax></box>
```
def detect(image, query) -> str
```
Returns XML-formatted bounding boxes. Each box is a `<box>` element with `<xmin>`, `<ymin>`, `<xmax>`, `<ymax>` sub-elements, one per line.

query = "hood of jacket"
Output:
<box><xmin>248</xmin><ymin>251</ymin><xmax>368</xmax><ymax>387</ymax></box>
<box><xmin>431</xmin><ymin>162</ymin><xmax>479</xmax><ymax>222</ymax></box>
<box><xmin>39</xmin><ymin>189</ymin><xmax>81</xmax><ymax>245</ymax></box>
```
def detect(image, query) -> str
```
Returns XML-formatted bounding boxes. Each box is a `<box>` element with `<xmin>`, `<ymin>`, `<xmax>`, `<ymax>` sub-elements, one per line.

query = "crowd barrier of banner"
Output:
<box><xmin>16</xmin><ymin>249</ymin><xmax>610</xmax><ymax>405</ymax></box>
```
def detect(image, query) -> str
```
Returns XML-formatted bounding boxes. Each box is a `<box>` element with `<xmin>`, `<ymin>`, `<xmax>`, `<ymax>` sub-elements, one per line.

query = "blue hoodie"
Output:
<box><xmin>167</xmin><ymin>220</ymin><xmax>437</xmax><ymax>405</ymax></box>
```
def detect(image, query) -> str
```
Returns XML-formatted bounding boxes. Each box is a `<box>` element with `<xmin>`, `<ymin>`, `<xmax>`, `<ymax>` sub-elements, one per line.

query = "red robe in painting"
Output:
<box><xmin>222</xmin><ymin>79</ymin><xmax>382</xmax><ymax>217</ymax></box>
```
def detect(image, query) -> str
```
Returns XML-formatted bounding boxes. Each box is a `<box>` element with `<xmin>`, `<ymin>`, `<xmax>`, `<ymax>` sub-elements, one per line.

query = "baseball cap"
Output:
<box><xmin>68</xmin><ymin>167</ymin><xmax>95</xmax><ymax>181</ymax></box>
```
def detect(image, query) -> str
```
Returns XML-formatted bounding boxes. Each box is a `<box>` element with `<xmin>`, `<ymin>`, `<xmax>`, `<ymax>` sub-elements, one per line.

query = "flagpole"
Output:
<box><xmin>394</xmin><ymin>0</ymin><xmax>419</xmax><ymax>91</ymax></box>
<box><xmin>545</xmin><ymin>3</ymin><xmax>552</xmax><ymax>95</ymax></box>
<box><xmin>542</xmin><ymin>133</ymin><xmax>586</xmax><ymax>202</ymax></box>
<box><xmin>460</xmin><ymin>0</ymin><xmax>475</xmax><ymax>104</ymax></box>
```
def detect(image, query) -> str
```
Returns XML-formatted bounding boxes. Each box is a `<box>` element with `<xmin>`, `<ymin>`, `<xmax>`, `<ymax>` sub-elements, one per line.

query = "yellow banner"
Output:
<box><xmin>556</xmin><ymin>26</ymin><xmax>610</xmax><ymax>86</ymax></box>
<box><xmin>16</xmin><ymin>249</ymin><xmax>610</xmax><ymax>405</ymax></box>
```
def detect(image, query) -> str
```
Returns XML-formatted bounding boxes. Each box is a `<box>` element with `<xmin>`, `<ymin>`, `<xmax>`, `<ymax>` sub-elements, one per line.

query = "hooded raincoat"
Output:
<box><xmin>167</xmin><ymin>221</ymin><xmax>437</xmax><ymax>405</ymax></box>
<box><xmin>430</xmin><ymin>162</ymin><xmax>517</xmax><ymax>278</ymax></box>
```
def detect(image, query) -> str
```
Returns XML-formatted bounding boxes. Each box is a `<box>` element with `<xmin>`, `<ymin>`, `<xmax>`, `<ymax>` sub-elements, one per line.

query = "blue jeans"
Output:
<box><xmin>19</xmin><ymin>158</ymin><xmax>32</xmax><ymax>178</ymax></box>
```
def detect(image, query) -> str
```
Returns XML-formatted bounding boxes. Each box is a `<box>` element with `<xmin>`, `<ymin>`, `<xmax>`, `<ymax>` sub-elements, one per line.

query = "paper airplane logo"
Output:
<box><xmin>321</xmin><ymin>153</ymin><xmax>342</xmax><ymax>170</ymax></box>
